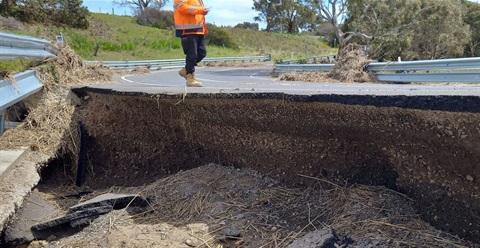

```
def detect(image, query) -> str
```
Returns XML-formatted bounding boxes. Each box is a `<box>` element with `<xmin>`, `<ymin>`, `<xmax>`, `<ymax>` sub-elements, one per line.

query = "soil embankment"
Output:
<box><xmin>68</xmin><ymin>89</ymin><xmax>480</xmax><ymax>244</ymax></box>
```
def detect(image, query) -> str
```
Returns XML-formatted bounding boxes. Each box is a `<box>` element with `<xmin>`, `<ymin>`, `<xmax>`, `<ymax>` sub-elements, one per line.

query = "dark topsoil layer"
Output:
<box><xmin>70</xmin><ymin>88</ymin><xmax>480</xmax><ymax>243</ymax></box>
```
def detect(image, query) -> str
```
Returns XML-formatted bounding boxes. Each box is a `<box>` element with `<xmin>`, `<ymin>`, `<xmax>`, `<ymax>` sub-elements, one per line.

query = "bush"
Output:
<box><xmin>57</xmin><ymin>0</ymin><xmax>89</xmax><ymax>29</ymax></box>
<box><xmin>3</xmin><ymin>0</ymin><xmax>89</xmax><ymax>29</ymax></box>
<box><xmin>234</xmin><ymin>22</ymin><xmax>259</xmax><ymax>31</ymax></box>
<box><xmin>0</xmin><ymin>15</ymin><xmax>26</xmax><ymax>31</ymax></box>
<box><xmin>137</xmin><ymin>8</ymin><xmax>174</xmax><ymax>30</ymax></box>
<box><xmin>206</xmin><ymin>24</ymin><xmax>239</xmax><ymax>49</ymax></box>
<box><xmin>274</xmin><ymin>58</ymin><xmax>284</xmax><ymax>64</ymax></box>
<box><xmin>297</xmin><ymin>58</ymin><xmax>307</xmax><ymax>64</ymax></box>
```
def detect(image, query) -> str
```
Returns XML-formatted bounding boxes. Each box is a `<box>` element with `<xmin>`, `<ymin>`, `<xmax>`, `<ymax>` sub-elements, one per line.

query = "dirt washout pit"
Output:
<box><xmin>25</xmin><ymin>88</ymin><xmax>480</xmax><ymax>246</ymax></box>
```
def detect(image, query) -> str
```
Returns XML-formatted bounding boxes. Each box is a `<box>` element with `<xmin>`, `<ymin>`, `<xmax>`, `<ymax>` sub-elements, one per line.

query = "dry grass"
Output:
<box><xmin>0</xmin><ymin>97</ymin><xmax>77</xmax><ymax>157</ymax></box>
<box><xmin>0</xmin><ymin>71</ymin><xmax>16</xmax><ymax>82</ymax></box>
<box><xmin>0</xmin><ymin>71</ymin><xmax>19</xmax><ymax>92</ymax></box>
<box><xmin>328</xmin><ymin>43</ymin><xmax>377</xmax><ymax>83</ymax></box>
<box><xmin>278</xmin><ymin>43</ymin><xmax>377</xmax><ymax>84</ymax></box>
<box><xmin>55</xmin><ymin>164</ymin><xmax>469</xmax><ymax>248</ymax></box>
<box><xmin>278</xmin><ymin>71</ymin><xmax>341</xmax><ymax>83</ymax></box>
<box><xmin>0</xmin><ymin>43</ymin><xmax>114</xmax><ymax>163</ymax></box>
<box><xmin>35</xmin><ymin>43</ymin><xmax>112</xmax><ymax>92</ymax></box>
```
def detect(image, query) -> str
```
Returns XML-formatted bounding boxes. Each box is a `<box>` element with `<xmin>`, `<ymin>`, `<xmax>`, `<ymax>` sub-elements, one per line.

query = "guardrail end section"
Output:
<box><xmin>0</xmin><ymin>109</ymin><xmax>5</xmax><ymax>136</ymax></box>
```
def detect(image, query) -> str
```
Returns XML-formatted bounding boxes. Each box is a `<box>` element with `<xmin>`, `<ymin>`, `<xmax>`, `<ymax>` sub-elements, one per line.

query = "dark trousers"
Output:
<box><xmin>181</xmin><ymin>34</ymin><xmax>207</xmax><ymax>74</ymax></box>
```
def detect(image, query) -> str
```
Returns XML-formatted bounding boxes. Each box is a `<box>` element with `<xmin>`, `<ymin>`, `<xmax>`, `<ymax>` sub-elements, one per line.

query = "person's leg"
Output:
<box><xmin>196</xmin><ymin>35</ymin><xmax>207</xmax><ymax>64</ymax></box>
<box><xmin>181</xmin><ymin>34</ymin><xmax>199</xmax><ymax>74</ymax></box>
<box><xmin>181</xmin><ymin>34</ymin><xmax>203</xmax><ymax>87</ymax></box>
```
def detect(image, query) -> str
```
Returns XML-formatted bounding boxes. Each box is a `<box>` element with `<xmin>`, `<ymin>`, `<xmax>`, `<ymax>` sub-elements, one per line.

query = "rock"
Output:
<box><xmin>24</xmin><ymin>240</ymin><xmax>49</xmax><ymax>248</ymax></box>
<box><xmin>219</xmin><ymin>224</ymin><xmax>241</xmax><ymax>239</ymax></box>
<box><xmin>466</xmin><ymin>175</ymin><xmax>474</xmax><ymax>182</ymax></box>
<box><xmin>286</xmin><ymin>228</ymin><xmax>338</xmax><ymax>248</ymax></box>
<box><xmin>184</xmin><ymin>239</ymin><xmax>194</xmax><ymax>247</ymax></box>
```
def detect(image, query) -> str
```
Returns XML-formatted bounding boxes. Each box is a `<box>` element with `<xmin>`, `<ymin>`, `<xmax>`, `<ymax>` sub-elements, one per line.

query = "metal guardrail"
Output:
<box><xmin>0</xmin><ymin>70</ymin><xmax>44</xmax><ymax>134</ymax></box>
<box><xmin>0</xmin><ymin>70</ymin><xmax>44</xmax><ymax>110</ymax></box>
<box><xmin>281</xmin><ymin>55</ymin><xmax>336</xmax><ymax>64</ymax></box>
<box><xmin>0</xmin><ymin>32</ymin><xmax>58</xmax><ymax>60</ymax></box>
<box><xmin>376</xmin><ymin>72</ymin><xmax>480</xmax><ymax>83</ymax></box>
<box><xmin>274</xmin><ymin>57</ymin><xmax>480</xmax><ymax>83</ymax></box>
<box><xmin>368</xmin><ymin>57</ymin><xmax>480</xmax><ymax>71</ymax></box>
<box><xmin>276</xmin><ymin>64</ymin><xmax>334</xmax><ymax>72</ymax></box>
<box><xmin>90</xmin><ymin>55</ymin><xmax>271</xmax><ymax>70</ymax></box>
<box><xmin>0</xmin><ymin>31</ymin><xmax>59</xmax><ymax>134</ymax></box>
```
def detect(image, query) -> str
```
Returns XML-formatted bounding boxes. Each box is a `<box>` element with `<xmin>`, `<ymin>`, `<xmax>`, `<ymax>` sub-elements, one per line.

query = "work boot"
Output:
<box><xmin>186</xmin><ymin>73</ymin><xmax>203</xmax><ymax>87</ymax></box>
<box><xmin>178</xmin><ymin>67</ymin><xmax>187</xmax><ymax>79</ymax></box>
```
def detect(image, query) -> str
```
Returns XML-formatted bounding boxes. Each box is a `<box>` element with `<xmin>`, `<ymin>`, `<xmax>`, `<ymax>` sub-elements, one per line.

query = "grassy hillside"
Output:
<box><xmin>224</xmin><ymin>28</ymin><xmax>335</xmax><ymax>62</ymax></box>
<box><xmin>1</xmin><ymin>13</ymin><xmax>337</xmax><ymax>74</ymax></box>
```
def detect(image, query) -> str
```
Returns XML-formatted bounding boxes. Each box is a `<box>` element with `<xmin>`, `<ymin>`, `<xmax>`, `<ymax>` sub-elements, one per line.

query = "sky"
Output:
<box><xmin>82</xmin><ymin>0</ymin><xmax>259</xmax><ymax>27</ymax></box>
<box><xmin>82</xmin><ymin>0</ymin><xmax>480</xmax><ymax>27</ymax></box>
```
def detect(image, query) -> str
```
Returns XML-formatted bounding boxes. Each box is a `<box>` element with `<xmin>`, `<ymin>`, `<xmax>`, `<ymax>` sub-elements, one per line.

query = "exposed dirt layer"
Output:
<box><xmin>54</xmin><ymin>90</ymin><xmax>480</xmax><ymax>245</ymax></box>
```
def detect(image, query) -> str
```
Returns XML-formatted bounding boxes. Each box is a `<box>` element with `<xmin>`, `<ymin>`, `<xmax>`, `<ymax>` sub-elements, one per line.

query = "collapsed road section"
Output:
<box><xmin>68</xmin><ymin>87</ymin><xmax>480</xmax><ymax>244</ymax></box>
<box><xmin>2</xmin><ymin>86</ymin><xmax>480</xmax><ymax>247</ymax></box>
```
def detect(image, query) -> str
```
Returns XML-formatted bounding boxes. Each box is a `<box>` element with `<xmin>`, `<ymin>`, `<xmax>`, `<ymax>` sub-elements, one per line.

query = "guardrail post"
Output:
<box><xmin>0</xmin><ymin>109</ymin><xmax>5</xmax><ymax>135</ymax></box>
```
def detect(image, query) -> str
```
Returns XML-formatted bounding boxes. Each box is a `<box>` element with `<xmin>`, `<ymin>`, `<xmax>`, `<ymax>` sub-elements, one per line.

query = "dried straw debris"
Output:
<box><xmin>278</xmin><ymin>43</ymin><xmax>377</xmax><ymax>84</ymax></box>
<box><xmin>328</xmin><ymin>43</ymin><xmax>377</xmax><ymax>83</ymax></box>
<box><xmin>35</xmin><ymin>42</ymin><xmax>113</xmax><ymax>92</ymax></box>
<box><xmin>0</xmin><ymin>99</ymin><xmax>77</xmax><ymax>157</ymax></box>
<box><xmin>47</xmin><ymin>164</ymin><xmax>469</xmax><ymax>248</ymax></box>
<box><xmin>278</xmin><ymin>71</ymin><xmax>341</xmax><ymax>83</ymax></box>
<box><xmin>0</xmin><ymin>43</ymin><xmax>114</xmax><ymax>163</ymax></box>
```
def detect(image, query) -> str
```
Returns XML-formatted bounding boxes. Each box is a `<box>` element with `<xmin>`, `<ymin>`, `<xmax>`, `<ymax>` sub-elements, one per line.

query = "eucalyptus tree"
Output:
<box><xmin>252</xmin><ymin>0</ymin><xmax>315</xmax><ymax>33</ymax></box>
<box><xmin>280</xmin><ymin>0</ymin><xmax>316</xmax><ymax>33</ymax></box>
<box><xmin>308</xmin><ymin>0</ymin><xmax>372</xmax><ymax>48</ymax></box>
<box><xmin>346</xmin><ymin>0</ymin><xmax>423</xmax><ymax>60</ymax></box>
<box><xmin>464</xmin><ymin>1</ymin><xmax>480</xmax><ymax>57</ymax></box>
<box><xmin>252</xmin><ymin>0</ymin><xmax>280</xmax><ymax>32</ymax></box>
<box><xmin>411</xmin><ymin>0</ymin><xmax>471</xmax><ymax>59</ymax></box>
<box><xmin>339</xmin><ymin>0</ymin><xmax>471</xmax><ymax>60</ymax></box>
<box><xmin>114</xmin><ymin>0</ymin><xmax>169</xmax><ymax>12</ymax></box>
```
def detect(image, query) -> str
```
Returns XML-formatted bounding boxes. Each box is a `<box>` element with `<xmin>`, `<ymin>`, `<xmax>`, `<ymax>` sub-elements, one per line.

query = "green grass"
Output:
<box><xmin>75</xmin><ymin>13</ymin><xmax>335</xmax><ymax>60</ymax></box>
<box><xmin>224</xmin><ymin>28</ymin><xmax>337</xmax><ymax>61</ymax></box>
<box><xmin>1</xmin><ymin>13</ymin><xmax>337</xmax><ymax>74</ymax></box>
<box><xmin>0</xmin><ymin>61</ymin><xmax>35</xmax><ymax>75</ymax></box>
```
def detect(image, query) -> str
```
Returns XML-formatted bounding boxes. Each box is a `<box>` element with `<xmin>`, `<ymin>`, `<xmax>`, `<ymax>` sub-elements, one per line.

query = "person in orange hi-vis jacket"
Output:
<box><xmin>174</xmin><ymin>0</ymin><xmax>210</xmax><ymax>87</ymax></box>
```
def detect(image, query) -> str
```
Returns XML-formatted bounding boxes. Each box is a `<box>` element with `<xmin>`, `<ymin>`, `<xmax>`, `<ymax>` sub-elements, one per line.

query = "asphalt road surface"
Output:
<box><xmin>89</xmin><ymin>66</ymin><xmax>480</xmax><ymax>96</ymax></box>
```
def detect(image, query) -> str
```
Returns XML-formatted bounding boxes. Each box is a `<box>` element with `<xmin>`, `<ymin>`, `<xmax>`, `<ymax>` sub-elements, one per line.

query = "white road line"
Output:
<box><xmin>120</xmin><ymin>68</ymin><xmax>183</xmax><ymax>82</ymax></box>
<box><xmin>119</xmin><ymin>67</ymin><xmax>279</xmax><ymax>85</ymax></box>
<box><xmin>121</xmin><ymin>75</ymin><xmax>135</xmax><ymax>83</ymax></box>
<box><xmin>250</xmin><ymin>72</ymin><xmax>277</xmax><ymax>81</ymax></box>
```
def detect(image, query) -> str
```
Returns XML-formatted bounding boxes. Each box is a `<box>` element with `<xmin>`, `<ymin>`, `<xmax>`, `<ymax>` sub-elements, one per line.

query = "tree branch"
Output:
<box><xmin>344</xmin><ymin>31</ymin><xmax>373</xmax><ymax>43</ymax></box>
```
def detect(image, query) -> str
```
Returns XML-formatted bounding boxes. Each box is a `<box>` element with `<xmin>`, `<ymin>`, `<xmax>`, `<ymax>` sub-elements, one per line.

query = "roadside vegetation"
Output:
<box><xmin>1</xmin><ymin>0</ymin><xmax>480</xmax><ymax>75</ymax></box>
<box><xmin>0</xmin><ymin>12</ymin><xmax>335</xmax><ymax>75</ymax></box>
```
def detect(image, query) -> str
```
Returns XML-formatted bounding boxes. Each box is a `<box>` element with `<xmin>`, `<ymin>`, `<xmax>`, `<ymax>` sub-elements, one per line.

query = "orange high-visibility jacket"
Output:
<box><xmin>174</xmin><ymin>0</ymin><xmax>208</xmax><ymax>37</ymax></box>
